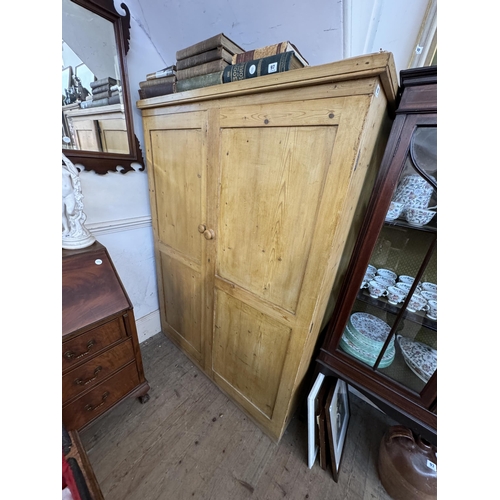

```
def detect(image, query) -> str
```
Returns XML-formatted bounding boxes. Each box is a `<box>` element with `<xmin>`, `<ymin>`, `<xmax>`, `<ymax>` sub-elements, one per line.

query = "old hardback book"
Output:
<box><xmin>232</xmin><ymin>40</ymin><xmax>309</xmax><ymax>67</ymax></box>
<box><xmin>91</xmin><ymin>84</ymin><xmax>112</xmax><ymax>95</ymax></box>
<box><xmin>139</xmin><ymin>75</ymin><xmax>176</xmax><ymax>89</ymax></box>
<box><xmin>177</xmin><ymin>46</ymin><xmax>234</xmax><ymax>70</ymax></box>
<box><xmin>176</xmin><ymin>33</ymin><xmax>244</xmax><ymax>61</ymax></box>
<box><xmin>222</xmin><ymin>51</ymin><xmax>303</xmax><ymax>83</ymax></box>
<box><xmin>90</xmin><ymin>77</ymin><xmax>117</xmax><ymax>88</ymax></box>
<box><xmin>138</xmin><ymin>81</ymin><xmax>176</xmax><ymax>99</ymax></box>
<box><xmin>80</xmin><ymin>95</ymin><xmax>121</xmax><ymax>108</ymax></box>
<box><xmin>91</xmin><ymin>90</ymin><xmax>112</xmax><ymax>100</ymax></box>
<box><xmin>177</xmin><ymin>59</ymin><xmax>229</xmax><ymax>81</ymax></box>
<box><xmin>146</xmin><ymin>65</ymin><xmax>176</xmax><ymax>80</ymax></box>
<box><xmin>176</xmin><ymin>71</ymin><xmax>223</xmax><ymax>92</ymax></box>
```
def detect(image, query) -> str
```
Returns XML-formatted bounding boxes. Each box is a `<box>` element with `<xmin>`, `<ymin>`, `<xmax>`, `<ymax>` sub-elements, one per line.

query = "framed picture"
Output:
<box><xmin>307</xmin><ymin>372</ymin><xmax>325</xmax><ymax>469</ymax></box>
<box><xmin>325</xmin><ymin>379</ymin><xmax>350</xmax><ymax>482</ymax></box>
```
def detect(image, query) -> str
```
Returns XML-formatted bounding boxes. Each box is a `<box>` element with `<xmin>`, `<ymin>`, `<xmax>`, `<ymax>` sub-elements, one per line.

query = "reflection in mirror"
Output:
<box><xmin>62</xmin><ymin>0</ymin><xmax>130</xmax><ymax>155</ymax></box>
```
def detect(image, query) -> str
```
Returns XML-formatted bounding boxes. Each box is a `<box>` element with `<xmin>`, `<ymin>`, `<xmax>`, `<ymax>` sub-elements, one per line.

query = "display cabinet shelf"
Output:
<box><xmin>356</xmin><ymin>290</ymin><xmax>437</xmax><ymax>331</ymax></box>
<box><xmin>383</xmin><ymin>219</ymin><xmax>436</xmax><ymax>233</ymax></box>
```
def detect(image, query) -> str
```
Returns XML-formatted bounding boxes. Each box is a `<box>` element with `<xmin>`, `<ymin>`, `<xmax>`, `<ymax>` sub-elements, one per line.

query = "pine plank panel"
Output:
<box><xmin>80</xmin><ymin>333</ymin><xmax>398</xmax><ymax>500</ymax></box>
<box><xmin>217</xmin><ymin>124</ymin><xmax>336</xmax><ymax>313</ymax></box>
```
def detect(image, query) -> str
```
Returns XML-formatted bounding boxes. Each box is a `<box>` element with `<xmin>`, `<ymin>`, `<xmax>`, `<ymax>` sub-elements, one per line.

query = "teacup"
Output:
<box><xmin>398</xmin><ymin>275</ymin><xmax>415</xmax><ymax>285</ymax></box>
<box><xmin>407</xmin><ymin>293</ymin><xmax>427</xmax><ymax>313</ymax></box>
<box><xmin>395</xmin><ymin>282</ymin><xmax>412</xmax><ymax>295</ymax></box>
<box><xmin>366</xmin><ymin>264</ymin><xmax>377</xmax><ymax>276</ymax></box>
<box><xmin>377</xmin><ymin>269</ymin><xmax>397</xmax><ymax>282</ymax></box>
<box><xmin>421</xmin><ymin>291</ymin><xmax>437</xmax><ymax>302</ymax></box>
<box><xmin>405</xmin><ymin>207</ymin><xmax>436</xmax><ymax>227</ymax></box>
<box><xmin>374</xmin><ymin>275</ymin><xmax>394</xmax><ymax>288</ymax></box>
<box><xmin>364</xmin><ymin>269</ymin><xmax>376</xmax><ymax>280</ymax></box>
<box><xmin>426</xmin><ymin>300</ymin><xmax>437</xmax><ymax>320</ymax></box>
<box><xmin>422</xmin><ymin>282</ymin><xmax>437</xmax><ymax>293</ymax></box>
<box><xmin>386</xmin><ymin>286</ymin><xmax>406</xmax><ymax>305</ymax></box>
<box><xmin>385</xmin><ymin>201</ymin><xmax>405</xmax><ymax>221</ymax></box>
<box><xmin>368</xmin><ymin>280</ymin><xmax>387</xmax><ymax>299</ymax></box>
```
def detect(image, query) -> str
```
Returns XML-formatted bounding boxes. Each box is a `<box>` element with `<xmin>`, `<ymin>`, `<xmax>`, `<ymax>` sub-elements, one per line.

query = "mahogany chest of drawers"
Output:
<box><xmin>62</xmin><ymin>241</ymin><xmax>150</xmax><ymax>431</ymax></box>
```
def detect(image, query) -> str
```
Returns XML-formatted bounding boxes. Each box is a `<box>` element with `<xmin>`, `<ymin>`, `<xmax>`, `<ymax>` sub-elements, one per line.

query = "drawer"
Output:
<box><xmin>62</xmin><ymin>317</ymin><xmax>127</xmax><ymax>373</ymax></box>
<box><xmin>62</xmin><ymin>362</ymin><xmax>140</xmax><ymax>431</ymax></box>
<box><xmin>62</xmin><ymin>339</ymin><xmax>135</xmax><ymax>404</ymax></box>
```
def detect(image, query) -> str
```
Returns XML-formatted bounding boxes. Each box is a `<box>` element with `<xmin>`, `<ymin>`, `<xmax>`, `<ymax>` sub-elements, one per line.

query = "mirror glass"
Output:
<box><xmin>62</xmin><ymin>0</ymin><xmax>130</xmax><ymax>154</ymax></box>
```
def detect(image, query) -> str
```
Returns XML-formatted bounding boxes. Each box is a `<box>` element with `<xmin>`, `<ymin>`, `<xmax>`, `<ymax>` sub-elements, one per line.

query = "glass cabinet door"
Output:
<box><xmin>337</xmin><ymin>122</ymin><xmax>437</xmax><ymax>399</ymax></box>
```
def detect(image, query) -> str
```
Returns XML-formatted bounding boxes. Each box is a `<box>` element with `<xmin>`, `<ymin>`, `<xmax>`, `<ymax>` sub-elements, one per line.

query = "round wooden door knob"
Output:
<box><xmin>203</xmin><ymin>229</ymin><xmax>215</xmax><ymax>240</ymax></box>
<box><xmin>198</xmin><ymin>224</ymin><xmax>207</xmax><ymax>233</ymax></box>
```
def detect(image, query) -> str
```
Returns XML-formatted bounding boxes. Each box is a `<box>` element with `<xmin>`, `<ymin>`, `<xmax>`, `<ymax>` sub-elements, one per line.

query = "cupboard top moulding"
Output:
<box><xmin>138</xmin><ymin>52</ymin><xmax>398</xmax><ymax>442</ymax></box>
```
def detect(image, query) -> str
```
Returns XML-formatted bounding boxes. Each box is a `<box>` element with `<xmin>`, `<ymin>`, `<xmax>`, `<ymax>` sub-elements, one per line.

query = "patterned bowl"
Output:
<box><xmin>397</xmin><ymin>335</ymin><xmax>437</xmax><ymax>383</ymax></box>
<box><xmin>385</xmin><ymin>201</ymin><xmax>405</xmax><ymax>221</ymax></box>
<box><xmin>404</xmin><ymin>207</ymin><xmax>436</xmax><ymax>227</ymax></box>
<box><xmin>393</xmin><ymin>174</ymin><xmax>435</xmax><ymax>210</ymax></box>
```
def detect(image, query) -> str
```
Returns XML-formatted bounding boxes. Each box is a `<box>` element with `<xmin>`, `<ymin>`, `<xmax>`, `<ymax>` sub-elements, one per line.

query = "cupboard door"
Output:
<box><xmin>147</xmin><ymin>112</ymin><xmax>208</xmax><ymax>365</ymax></box>
<box><xmin>212</xmin><ymin>96</ymin><xmax>373</xmax><ymax>433</ymax></box>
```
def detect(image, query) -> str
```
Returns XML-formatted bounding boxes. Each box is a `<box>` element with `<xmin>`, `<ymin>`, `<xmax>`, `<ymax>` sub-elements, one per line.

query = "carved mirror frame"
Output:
<box><xmin>63</xmin><ymin>0</ymin><xmax>144</xmax><ymax>175</ymax></box>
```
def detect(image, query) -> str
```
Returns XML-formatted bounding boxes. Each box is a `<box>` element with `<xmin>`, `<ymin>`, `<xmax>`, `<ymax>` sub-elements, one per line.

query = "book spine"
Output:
<box><xmin>177</xmin><ymin>59</ymin><xmax>228</xmax><ymax>80</ymax></box>
<box><xmin>145</xmin><ymin>67</ymin><xmax>176</xmax><ymax>80</ymax></box>
<box><xmin>232</xmin><ymin>42</ymin><xmax>286</xmax><ymax>65</ymax></box>
<box><xmin>139</xmin><ymin>76</ymin><xmax>176</xmax><ymax>88</ymax></box>
<box><xmin>90</xmin><ymin>77</ymin><xmax>117</xmax><ymax>88</ymax></box>
<box><xmin>138</xmin><ymin>81</ymin><xmax>176</xmax><ymax>99</ymax></box>
<box><xmin>222</xmin><ymin>52</ymin><xmax>294</xmax><ymax>83</ymax></box>
<box><xmin>91</xmin><ymin>90</ymin><xmax>112</xmax><ymax>100</ymax></box>
<box><xmin>89</xmin><ymin>97</ymin><xmax>110</xmax><ymax>107</ymax></box>
<box><xmin>177</xmin><ymin>47</ymin><xmax>231</xmax><ymax>70</ymax></box>
<box><xmin>108</xmin><ymin>95</ymin><xmax>121</xmax><ymax>105</ymax></box>
<box><xmin>91</xmin><ymin>84</ymin><xmax>111</xmax><ymax>94</ymax></box>
<box><xmin>176</xmin><ymin>71</ymin><xmax>223</xmax><ymax>92</ymax></box>
<box><xmin>176</xmin><ymin>33</ymin><xmax>223</xmax><ymax>60</ymax></box>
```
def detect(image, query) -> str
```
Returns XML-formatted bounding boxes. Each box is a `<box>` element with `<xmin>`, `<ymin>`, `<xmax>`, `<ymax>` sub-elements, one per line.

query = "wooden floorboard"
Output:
<box><xmin>80</xmin><ymin>332</ymin><xmax>397</xmax><ymax>500</ymax></box>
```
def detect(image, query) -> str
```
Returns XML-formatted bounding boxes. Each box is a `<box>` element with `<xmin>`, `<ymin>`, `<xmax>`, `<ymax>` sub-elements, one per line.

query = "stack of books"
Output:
<box><xmin>81</xmin><ymin>77</ymin><xmax>120</xmax><ymax>108</ymax></box>
<box><xmin>223</xmin><ymin>41</ymin><xmax>309</xmax><ymax>83</ymax></box>
<box><xmin>175</xmin><ymin>33</ymin><xmax>244</xmax><ymax>93</ymax></box>
<box><xmin>138</xmin><ymin>65</ymin><xmax>177</xmax><ymax>99</ymax></box>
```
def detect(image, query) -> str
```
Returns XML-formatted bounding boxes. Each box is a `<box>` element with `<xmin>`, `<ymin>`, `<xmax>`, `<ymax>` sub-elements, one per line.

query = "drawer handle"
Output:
<box><xmin>75</xmin><ymin>366</ymin><xmax>102</xmax><ymax>386</ymax></box>
<box><xmin>64</xmin><ymin>340</ymin><xmax>96</xmax><ymax>360</ymax></box>
<box><xmin>84</xmin><ymin>391</ymin><xmax>109</xmax><ymax>412</ymax></box>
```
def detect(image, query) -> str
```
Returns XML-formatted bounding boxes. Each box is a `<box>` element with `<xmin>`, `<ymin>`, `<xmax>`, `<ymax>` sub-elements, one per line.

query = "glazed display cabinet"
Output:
<box><xmin>316</xmin><ymin>65</ymin><xmax>437</xmax><ymax>444</ymax></box>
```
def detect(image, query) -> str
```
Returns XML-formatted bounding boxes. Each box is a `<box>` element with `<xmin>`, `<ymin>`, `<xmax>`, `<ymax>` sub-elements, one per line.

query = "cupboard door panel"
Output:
<box><xmin>213</xmin><ymin>290</ymin><xmax>292</xmax><ymax>418</ymax></box>
<box><xmin>217</xmin><ymin>125</ymin><xmax>336</xmax><ymax>313</ymax></box>
<box><xmin>160</xmin><ymin>253</ymin><xmax>202</xmax><ymax>358</ymax></box>
<box><xmin>148</xmin><ymin>114</ymin><xmax>208</xmax><ymax>366</ymax></box>
<box><xmin>151</xmin><ymin>128</ymin><xmax>203</xmax><ymax>262</ymax></box>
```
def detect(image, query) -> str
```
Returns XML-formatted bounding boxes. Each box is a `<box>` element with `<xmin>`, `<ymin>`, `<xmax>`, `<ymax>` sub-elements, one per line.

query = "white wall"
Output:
<box><xmin>77</xmin><ymin>0</ymin><xmax>432</xmax><ymax>343</ymax></box>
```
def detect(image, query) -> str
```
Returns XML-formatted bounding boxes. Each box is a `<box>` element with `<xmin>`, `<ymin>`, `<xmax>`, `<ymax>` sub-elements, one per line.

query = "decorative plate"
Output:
<box><xmin>339</xmin><ymin>335</ymin><xmax>394</xmax><ymax>369</ymax></box>
<box><xmin>349</xmin><ymin>313</ymin><xmax>391</xmax><ymax>345</ymax></box>
<box><xmin>397</xmin><ymin>335</ymin><xmax>437</xmax><ymax>383</ymax></box>
<box><xmin>344</xmin><ymin>324</ymin><xmax>394</xmax><ymax>355</ymax></box>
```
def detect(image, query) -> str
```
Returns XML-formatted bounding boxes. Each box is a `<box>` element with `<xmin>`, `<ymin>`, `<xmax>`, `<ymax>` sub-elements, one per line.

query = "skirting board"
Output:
<box><xmin>136</xmin><ymin>309</ymin><xmax>161</xmax><ymax>343</ymax></box>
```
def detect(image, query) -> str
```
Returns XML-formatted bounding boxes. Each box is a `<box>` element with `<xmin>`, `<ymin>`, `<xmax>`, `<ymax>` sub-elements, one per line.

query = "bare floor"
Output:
<box><xmin>80</xmin><ymin>332</ymin><xmax>397</xmax><ymax>500</ymax></box>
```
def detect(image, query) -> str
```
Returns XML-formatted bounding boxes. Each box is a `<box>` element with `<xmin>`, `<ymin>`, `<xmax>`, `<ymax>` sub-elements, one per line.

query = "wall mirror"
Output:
<box><xmin>62</xmin><ymin>0</ymin><xmax>144</xmax><ymax>174</ymax></box>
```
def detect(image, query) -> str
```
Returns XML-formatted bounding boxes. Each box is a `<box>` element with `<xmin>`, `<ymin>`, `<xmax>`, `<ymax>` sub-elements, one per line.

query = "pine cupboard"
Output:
<box><xmin>138</xmin><ymin>52</ymin><xmax>398</xmax><ymax>441</ymax></box>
